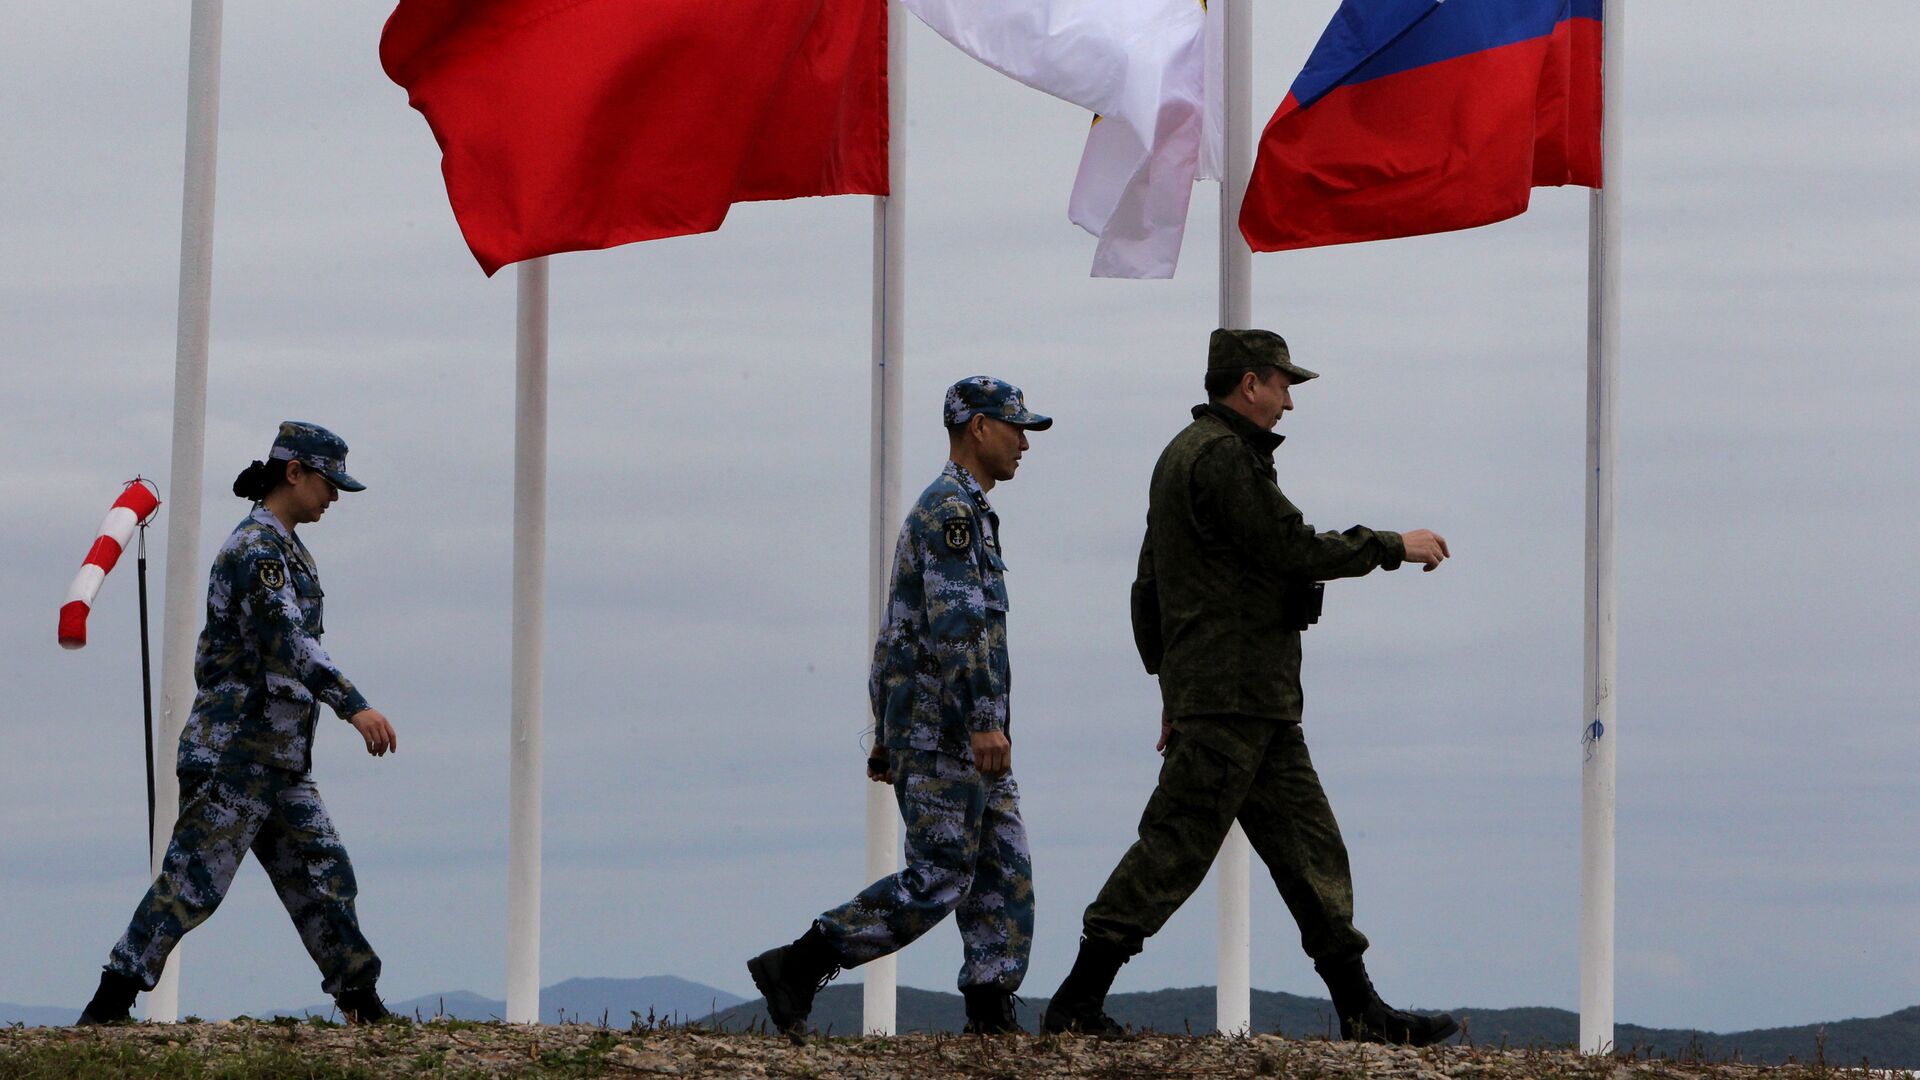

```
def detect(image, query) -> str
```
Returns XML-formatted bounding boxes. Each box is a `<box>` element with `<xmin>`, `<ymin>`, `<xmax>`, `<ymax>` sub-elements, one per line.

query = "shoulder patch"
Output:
<box><xmin>256</xmin><ymin>559</ymin><xmax>287</xmax><ymax>591</ymax></box>
<box><xmin>942</xmin><ymin>517</ymin><xmax>973</xmax><ymax>553</ymax></box>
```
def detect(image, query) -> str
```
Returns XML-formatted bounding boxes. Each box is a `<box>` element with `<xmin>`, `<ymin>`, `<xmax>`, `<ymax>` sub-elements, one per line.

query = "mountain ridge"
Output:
<box><xmin>282</xmin><ymin>975</ymin><xmax>746</xmax><ymax>1025</ymax></box>
<box><xmin>705</xmin><ymin>987</ymin><xmax>1920</xmax><ymax>1069</ymax></box>
<box><xmin>9</xmin><ymin>980</ymin><xmax>1916</xmax><ymax>1067</ymax></box>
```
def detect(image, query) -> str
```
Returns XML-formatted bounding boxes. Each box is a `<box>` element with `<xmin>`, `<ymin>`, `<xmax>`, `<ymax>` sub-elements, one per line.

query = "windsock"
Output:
<box><xmin>59</xmin><ymin>481</ymin><xmax>161</xmax><ymax>649</ymax></box>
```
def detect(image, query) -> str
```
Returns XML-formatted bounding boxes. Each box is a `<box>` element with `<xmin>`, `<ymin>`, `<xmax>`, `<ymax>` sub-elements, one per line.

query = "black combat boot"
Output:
<box><xmin>334</xmin><ymin>985</ymin><xmax>392</xmax><ymax>1024</ymax></box>
<box><xmin>1040</xmin><ymin>937</ymin><xmax>1129</xmax><ymax>1036</ymax></box>
<box><xmin>746</xmin><ymin>924</ymin><xmax>842</xmax><ymax>1045</ymax></box>
<box><xmin>961</xmin><ymin>986</ymin><xmax>1027</xmax><ymax>1034</ymax></box>
<box><xmin>1314</xmin><ymin>953</ymin><xmax>1458</xmax><ymax>1046</ymax></box>
<box><xmin>76</xmin><ymin>968</ymin><xmax>143</xmax><ymax>1026</ymax></box>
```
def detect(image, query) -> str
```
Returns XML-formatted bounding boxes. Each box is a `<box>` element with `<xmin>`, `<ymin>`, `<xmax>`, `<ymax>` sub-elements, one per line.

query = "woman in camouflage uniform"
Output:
<box><xmin>78</xmin><ymin>422</ymin><xmax>398</xmax><ymax>1025</ymax></box>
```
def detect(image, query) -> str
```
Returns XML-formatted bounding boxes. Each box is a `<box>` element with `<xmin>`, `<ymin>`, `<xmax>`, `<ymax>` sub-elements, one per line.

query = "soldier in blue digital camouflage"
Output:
<box><xmin>748</xmin><ymin>377</ymin><xmax>1052</xmax><ymax>1042</ymax></box>
<box><xmin>78</xmin><ymin>422</ymin><xmax>398</xmax><ymax>1026</ymax></box>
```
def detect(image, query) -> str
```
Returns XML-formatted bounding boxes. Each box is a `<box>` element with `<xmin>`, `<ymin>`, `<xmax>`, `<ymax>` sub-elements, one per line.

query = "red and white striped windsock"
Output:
<box><xmin>59</xmin><ymin>481</ymin><xmax>162</xmax><ymax>649</ymax></box>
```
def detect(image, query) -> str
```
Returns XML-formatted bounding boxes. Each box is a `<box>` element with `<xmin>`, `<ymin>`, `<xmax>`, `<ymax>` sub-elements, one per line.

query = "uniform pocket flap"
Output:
<box><xmin>263</xmin><ymin>671</ymin><xmax>315</xmax><ymax>702</ymax></box>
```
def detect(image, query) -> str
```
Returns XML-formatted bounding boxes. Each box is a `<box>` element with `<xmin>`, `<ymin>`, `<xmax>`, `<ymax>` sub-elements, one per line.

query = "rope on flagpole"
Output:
<box><xmin>1580</xmin><ymin>0</ymin><xmax>1624</xmax><ymax>1056</ymax></box>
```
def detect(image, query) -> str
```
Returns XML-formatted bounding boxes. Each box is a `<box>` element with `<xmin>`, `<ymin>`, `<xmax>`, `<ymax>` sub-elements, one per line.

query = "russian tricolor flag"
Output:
<box><xmin>1240</xmin><ymin>0</ymin><xmax>1602</xmax><ymax>252</ymax></box>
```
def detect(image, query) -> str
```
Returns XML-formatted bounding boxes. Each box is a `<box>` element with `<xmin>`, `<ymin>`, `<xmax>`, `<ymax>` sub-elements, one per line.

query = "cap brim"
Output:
<box><xmin>325</xmin><ymin>470</ymin><xmax>366</xmax><ymax>492</ymax></box>
<box><xmin>1011</xmin><ymin>412</ymin><xmax>1053</xmax><ymax>431</ymax></box>
<box><xmin>1278</xmin><ymin>364</ymin><xmax>1319</xmax><ymax>383</ymax></box>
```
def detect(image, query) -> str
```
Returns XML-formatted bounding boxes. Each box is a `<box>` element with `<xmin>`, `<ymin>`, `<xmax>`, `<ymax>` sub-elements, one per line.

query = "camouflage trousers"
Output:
<box><xmin>1083</xmin><ymin>715</ymin><xmax>1369</xmax><ymax>961</ymax></box>
<box><xmin>816</xmin><ymin>749</ymin><xmax>1034</xmax><ymax>991</ymax></box>
<box><xmin>107</xmin><ymin>766</ymin><xmax>381</xmax><ymax>995</ymax></box>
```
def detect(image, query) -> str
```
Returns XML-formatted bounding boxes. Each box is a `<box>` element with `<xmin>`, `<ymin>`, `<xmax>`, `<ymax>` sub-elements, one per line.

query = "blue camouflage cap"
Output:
<box><xmin>268</xmin><ymin>421</ymin><xmax>365</xmax><ymax>492</ymax></box>
<box><xmin>943</xmin><ymin>376</ymin><xmax>1053</xmax><ymax>431</ymax></box>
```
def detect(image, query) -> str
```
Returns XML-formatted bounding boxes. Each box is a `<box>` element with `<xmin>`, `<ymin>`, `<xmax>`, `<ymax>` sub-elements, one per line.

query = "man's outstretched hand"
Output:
<box><xmin>1402</xmin><ymin>529</ymin><xmax>1451</xmax><ymax>571</ymax></box>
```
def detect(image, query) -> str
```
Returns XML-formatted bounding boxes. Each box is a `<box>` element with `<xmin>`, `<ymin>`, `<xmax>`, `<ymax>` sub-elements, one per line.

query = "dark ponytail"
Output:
<box><xmin>232</xmin><ymin>458</ymin><xmax>293</xmax><ymax>501</ymax></box>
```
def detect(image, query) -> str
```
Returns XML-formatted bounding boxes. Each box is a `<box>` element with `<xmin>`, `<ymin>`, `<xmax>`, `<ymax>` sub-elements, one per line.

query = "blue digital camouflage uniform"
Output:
<box><xmin>109</xmin><ymin>764</ymin><xmax>380</xmax><ymax>995</ymax></box>
<box><xmin>815</xmin><ymin>459</ymin><xmax>1035</xmax><ymax>991</ymax></box>
<box><xmin>177</xmin><ymin>506</ymin><xmax>370</xmax><ymax>774</ymax></box>
<box><xmin>105</xmin><ymin>423</ymin><xmax>381</xmax><ymax>995</ymax></box>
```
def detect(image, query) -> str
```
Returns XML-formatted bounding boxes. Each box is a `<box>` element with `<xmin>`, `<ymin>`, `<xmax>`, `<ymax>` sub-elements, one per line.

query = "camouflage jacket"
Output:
<box><xmin>1134</xmin><ymin>404</ymin><xmax>1405</xmax><ymax>722</ymax></box>
<box><xmin>870</xmin><ymin>462</ymin><xmax>1011</xmax><ymax>764</ymax></box>
<box><xmin>177</xmin><ymin>507</ymin><xmax>370</xmax><ymax>774</ymax></box>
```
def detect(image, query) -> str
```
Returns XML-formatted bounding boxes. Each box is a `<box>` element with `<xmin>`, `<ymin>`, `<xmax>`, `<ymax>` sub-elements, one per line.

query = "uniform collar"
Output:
<box><xmin>1195</xmin><ymin>402</ymin><xmax>1285</xmax><ymax>453</ymax></box>
<box><xmin>944</xmin><ymin>460</ymin><xmax>994</xmax><ymax>517</ymax></box>
<box><xmin>250</xmin><ymin>504</ymin><xmax>295</xmax><ymax>541</ymax></box>
<box><xmin>249</xmin><ymin>504</ymin><xmax>313</xmax><ymax>569</ymax></box>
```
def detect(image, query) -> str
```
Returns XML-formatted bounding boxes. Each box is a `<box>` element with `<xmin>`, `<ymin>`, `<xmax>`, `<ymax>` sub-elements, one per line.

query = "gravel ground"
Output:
<box><xmin>0</xmin><ymin>1020</ymin><xmax>1873</xmax><ymax>1079</ymax></box>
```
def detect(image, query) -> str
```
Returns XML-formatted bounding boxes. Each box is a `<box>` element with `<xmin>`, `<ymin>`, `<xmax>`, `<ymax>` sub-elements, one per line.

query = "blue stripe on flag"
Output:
<box><xmin>1291</xmin><ymin>0</ymin><xmax>1595</xmax><ymax>110</ymax></box>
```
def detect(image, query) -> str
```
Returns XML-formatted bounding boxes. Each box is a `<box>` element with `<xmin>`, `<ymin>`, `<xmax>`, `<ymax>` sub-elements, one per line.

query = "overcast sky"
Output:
<box><xmin>3</xmin><ymin>1</ymin><xmax>1915</xmax><ymax>1033</ymax></box>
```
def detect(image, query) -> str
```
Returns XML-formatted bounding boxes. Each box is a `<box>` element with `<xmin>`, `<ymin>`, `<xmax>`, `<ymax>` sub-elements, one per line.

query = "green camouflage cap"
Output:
<box><xmin>1207</xmin><ymin>328</ymin><xmax>1319</xmax><ymax>383</ymax></box>
<box><xmin>268</xmin><ymin>421</ymin><xmax>365</xmax><ymax>492</ymax></box>
<box><xmin>943</xmin><ymin>376</ymin><xmax>1053</xmax><ymax>430</ymax></box>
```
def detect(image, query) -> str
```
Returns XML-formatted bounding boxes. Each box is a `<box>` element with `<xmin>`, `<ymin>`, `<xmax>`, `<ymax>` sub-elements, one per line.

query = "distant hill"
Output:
<box><xmin>1410</xmin><ymin>1001</ymin><xmax>1920</xmax><ymax>1068</ymax></box>
<box><xmin>539</xmin><ymin>977</ymin><xmax>745</xmax><ymax>1026</ymax></box>
<box><xmin>707</xmin><ymin>987</ymin><xmax>1920</xmax><ymax>1069</ymax></box>
<box><xmin>704</xmin><ymin>984</ymin><xmax>1332</xmax><ymax>1039</ymax></box>
<box><xmin>266</xmin><ymin>976</ymin><xmax>744</xmax><ymax>1026</ymax></box>
<box><xmin>0</xmin><ymin>1002</ymin><xmax>77</xmax><ymax>1027</ymax></box>
<box><xmin>13</xmin><ymin>977</ymin><xmax>1916</xmax><ymax>1068</ymax></box>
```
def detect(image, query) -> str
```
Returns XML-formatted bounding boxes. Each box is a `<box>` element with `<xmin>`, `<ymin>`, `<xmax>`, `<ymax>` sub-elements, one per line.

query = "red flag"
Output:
<box><xmin>382</xmin><ymin>0</ymin><xmax>889</xmax><ymax>275</ymax></box>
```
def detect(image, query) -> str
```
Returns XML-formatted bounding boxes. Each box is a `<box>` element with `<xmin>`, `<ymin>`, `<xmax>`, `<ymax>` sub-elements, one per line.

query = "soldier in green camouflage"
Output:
<box><xmin>748</xmin><ymin>378</ymin><xmax>1051</xmax><ymax>1042</ymax></box>
<box><xmin>1042</xmin><ymin>331</ymin><xmax>1459</xmax><ymax>1046</ymax></box>
<box><xmin>78</xmin><ymin>422</ymin><xmax>397</xmax><ymax>1026</ymax></box>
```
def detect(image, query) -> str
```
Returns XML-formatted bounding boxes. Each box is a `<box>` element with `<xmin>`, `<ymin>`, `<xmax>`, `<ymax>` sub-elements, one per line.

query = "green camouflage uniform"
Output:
<box><xmin>1083</xmin><ymin>401</ymin><xmax>1405</xmax><ymax>961</ymax></box>
<box><xmin>105</xmin><ymin>423</ymin><xmax>381</xmax><ymax>995</ymax></box>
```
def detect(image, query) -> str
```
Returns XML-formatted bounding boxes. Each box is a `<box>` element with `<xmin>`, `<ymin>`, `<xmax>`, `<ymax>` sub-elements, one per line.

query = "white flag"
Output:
<box><xmin>905</xmin><ymin>0</ymin><xmax>1224</xmax><ymax>279</ymax></box>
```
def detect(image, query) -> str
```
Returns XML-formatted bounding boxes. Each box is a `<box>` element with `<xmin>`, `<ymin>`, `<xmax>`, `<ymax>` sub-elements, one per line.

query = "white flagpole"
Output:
<box><xmin>1580</xmin><ymin>0</ymin><xmax>1623</xmax><ymax>1056</ymax></box>
<box><xmin>148</xmin><ymin>0</ymin><xmax>225</xmax><ymax>1024</ymax></box>
<box><xmin>1215</xmin><ymin>0</ymin><xmax>1253</xmax><ymax>1037</ymax></box>
<box><xmin>861</xmin><ymin>0</ymin><xmax>907</xmax><ymax>1037</ymax></box>
<box><xmin>506</xmin><ymin>257</ymin><xmax>550</xmax><ymax>1024</ymax></box>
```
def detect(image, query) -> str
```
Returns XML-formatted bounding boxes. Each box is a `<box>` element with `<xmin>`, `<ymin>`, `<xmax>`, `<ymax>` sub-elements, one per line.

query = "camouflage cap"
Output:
<box><xmin>1207</xmin><ymin>328</ymin><xmax>1319</xmax><ymax>383</ymax></box>
<box><xmin>268</xmin><ymin>421</ymin><xmax>365</xmax><ymax>492</ymax></box>
<box><xmin>943</xmin><ymin>376</ymin><xmax>1053</xmax><ymax>431</ymax></box>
